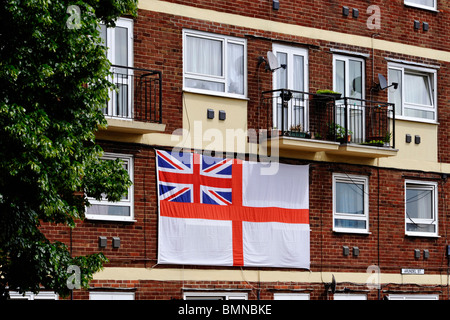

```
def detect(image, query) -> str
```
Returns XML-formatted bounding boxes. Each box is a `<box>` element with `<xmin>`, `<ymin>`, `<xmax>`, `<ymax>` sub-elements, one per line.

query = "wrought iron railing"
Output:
<box><xmin>103</xmin><ymin>65</ymin><xmax>162</xmax><ymax>124</ymax></box>
<box><xmin>261</xmin><ymin>89</ymin><xmax>396</xmax><ymax>148</ymax></box>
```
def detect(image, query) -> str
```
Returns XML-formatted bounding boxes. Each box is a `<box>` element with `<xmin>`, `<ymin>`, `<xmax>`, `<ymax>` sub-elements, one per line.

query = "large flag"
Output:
<box><xmin>156</xmin><ymin>150</ymin><xmax>310</xmax><ymax>269</ymax></box>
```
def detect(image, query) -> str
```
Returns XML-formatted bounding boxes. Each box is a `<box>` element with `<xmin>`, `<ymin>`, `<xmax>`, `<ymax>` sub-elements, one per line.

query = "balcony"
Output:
<box><xmin>100</xmin><ymin>65</ymin><xmax>165</xmax><ymax>134</ymax></box>
<box><xmin>261</xmin><ymin>89</ymin><xmax>398</xmax><ymax>158</ymax></box>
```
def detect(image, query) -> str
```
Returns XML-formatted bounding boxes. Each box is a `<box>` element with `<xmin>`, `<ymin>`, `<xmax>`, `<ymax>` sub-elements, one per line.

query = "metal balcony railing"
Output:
<box><xmin>103</xmin><ymin>65</ymin><xmax>162</xmax><ymax>124</ymax></box>
<box><xmin>261</xmin><ymin>89</ymin><xmax>396</xmax><ymax>148</ymax></box>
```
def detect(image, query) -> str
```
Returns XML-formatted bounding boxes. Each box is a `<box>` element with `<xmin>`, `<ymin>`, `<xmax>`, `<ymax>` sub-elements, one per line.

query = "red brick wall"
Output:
<box><xmin>41</xmin><ymin>144</ymin><xmax>450</xmax><ymax>300</ymax></box>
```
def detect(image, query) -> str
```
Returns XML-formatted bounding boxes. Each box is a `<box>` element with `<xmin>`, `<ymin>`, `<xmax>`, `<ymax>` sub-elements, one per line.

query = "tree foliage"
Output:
<box><xmin>0</xmin><ymin>0</ymin><xmax>137</xmax><ymax>299</ymax></box>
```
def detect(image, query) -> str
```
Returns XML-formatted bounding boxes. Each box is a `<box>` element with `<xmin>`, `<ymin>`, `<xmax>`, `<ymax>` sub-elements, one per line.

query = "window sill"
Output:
<box><xmin>183</xmin><ymin>88</ymin><xmax>249</xmax><ymax>101</ymax></box>
<box><xmin>393</xmin><ymin>115</ymin><xmax>438</xmax><ymax>125</ymax></box>
<box><xmin>333</xmin><ymin>229</ymin><xmax>371</xmax><ymax>235</ymax></box>
<box><xmin>404</xmin><ymin>3</ymin><xmax>439</xmax><ymax>12</ymax></box>
<box><xmin>405</xmin><ymin>233</ymin><xmax>439</xmax><ymax>238</ymax></box>
<box><xmin>85</xmin><ymin>216</ymin><xmax>136</xmax><ymax>223</ymax></box>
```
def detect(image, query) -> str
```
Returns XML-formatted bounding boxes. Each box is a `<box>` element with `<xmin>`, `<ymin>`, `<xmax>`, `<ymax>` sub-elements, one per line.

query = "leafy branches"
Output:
<box><xmin>0</xmin><ymin>0</ymin><xmax>137</xmax><ymax>299</ymax></box>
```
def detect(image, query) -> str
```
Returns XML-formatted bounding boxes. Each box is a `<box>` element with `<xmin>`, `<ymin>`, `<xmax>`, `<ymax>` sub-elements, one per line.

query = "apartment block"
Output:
<box><xmin>36</xmin><ymin>0</ymin><xmax>450</xmax><ymax>301</ymax></box>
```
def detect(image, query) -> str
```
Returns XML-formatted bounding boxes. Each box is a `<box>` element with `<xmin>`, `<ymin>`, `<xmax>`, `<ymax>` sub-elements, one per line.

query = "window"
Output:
<box><xmin>388</xmin><ymin>63</ymin><xmax>437</xmax><ymax>122</ymax></box>
<box><xmin>272</xmin><ymin>44</ymin><xmax>309</xmax><ymax>132</ymax></box>
<box><xmin>100</xmin><ymin>18</ymin><xmax>134</xmax><ymax>118</ymax></box>
<box><xmin>334</xmin><ymin>294</ymin><xmax>367</xmax><ymax>300</ymax></box>
<box><xmin>405</xmin><ymin>181</ymin><xmax>438</xmax><ymax>237</ymax></box>
<box><xmin>404</xmin><ymin>0</ymin><xmax>437</xmax><ymax>11</ymax></box>
<box><xmin>388</xmin><ymin>294</ymin><xmax>439</xmax><ymax>300</ymax></box>
<box><xmin>273</xmin><ymin>293</ymin><xmax>310</xmax><ymax>300</ymax></box>
<box><xmin>89</xmin><ymin>291</ymin><xmax>135</xmax><ymax>300</ymax></box>
<box><xmin>184</xmin><ymin>292</ymin><xmax>247</xmax><ymax>300</ymax></box>
<box><xmin>333</xmin><ymin>55</ymin><xmax>365</xmax><ymax>143</ymax></box>
<box><xmin>8</xmin><ymin>291</ymin><xmax>58</xmax><ymax>300</ymax></box>
<box><xmin>183</xmin><ymin>29</ymin><xmax>247</xmax><ymax>98</ymax></box>
<box><xmin>86</xmin><ymin>153</ymin><xmax>134</xmax><ymax>222</ymax></box>
<box><xmin>333</xmin><ymin>174</ymin><xmax>369</xmax><ymax>233</ymax></box>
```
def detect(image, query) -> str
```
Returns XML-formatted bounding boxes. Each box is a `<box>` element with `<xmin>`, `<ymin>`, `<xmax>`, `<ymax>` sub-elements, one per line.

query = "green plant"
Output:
<box><xmin>0</xmin><ymin>0</ymin><xmax>137</xmax><ymax>300</ymax></box>
<box><xmin>316</xmin><ymin>89</ymin><xmax>341</xmax><ymax>95</ymax></box>
<box><xmin>328</xmin><ymin>122</ymin><xmax>352</xmax><ymax>139</ymax></box>
<box><xmin>383</xmin><ymin>131</ymin><xmax>392</xmax><ymax>143</ymax></box>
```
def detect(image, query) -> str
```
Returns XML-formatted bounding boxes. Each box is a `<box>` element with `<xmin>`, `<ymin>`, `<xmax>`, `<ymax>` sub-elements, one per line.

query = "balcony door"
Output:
<box><xmin>333</xmin><ymin>55</ymin><xmax>365</xmax><ymax>143</ymax></box>
<box><xmin>272</xmin><ymin>44</ymin><xmax>308</xmax><ymax>133</ymax></box>
<box><xmin>100</xmin><ymin>18</ymin><xmax>134</xmax><ymax>119</ymax></box>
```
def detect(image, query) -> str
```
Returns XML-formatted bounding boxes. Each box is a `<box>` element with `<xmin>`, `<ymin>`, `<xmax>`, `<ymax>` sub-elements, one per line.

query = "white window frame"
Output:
<box><xmin>101</xmin><ymin>18</ymin><xmax>134</xmax><ymax>119</ymax></box>
<box><xmin>333</xmin><ymin>55</ymin><xmax>366</xmax><ymax>143</ymax></box>
<box><xmin>272</xmin><ymin>43</ymin><xmax>309</xmax><ymax>132</ymax></box>
<box><xmin>89</xmin><ymin>291</ymin><xmax>135</xmax><ymax>300</ymax></box>
<box><xmin>333</xmin><ymin>173</ymin><xmax>369</xmax><ymax>234</ymax></box>
<box><xmin>8</xmin><ymin>291</ymin><xmax>58</xmax><ymax>300</ymax></box>
<box><xmin>273</xmin><ymin>293</ymin><xmax>310</xmax><ymax>300</ymax></box>
<box><xmin>86</xmin><ymin>153</ymin><xmax>134</xmax><ymax>222</ymax></box>
<box><xmin>405</xmin><ymin>180</ymin><xmax>438</xmax><ymax>237</ymax></box>
<box><xmin>333</xmin><ymin>54</ymin><xmax>366</xmax><ymax>100</ymax></box>
<box><xmin>334</xmin><ymin>293</ymin><xmax>367</xmax><ymax>300</ymax></box>
<box><xmin>388</xmin><ymin>62</ymin><xmax>437</xmax><ymax>123</ymax></box>
<box><xmin>404</xmin><ymin>0</ymin><xmax>437</xmax><ymax>11</ymax></box>
<box><xmin>388</xmin><ymin>294</ymin><xmax>439</xmax><ymax>300</ymax></box>
<box><xmin>182</xmin><ymin>29</ymin><xmax>247</xmax><ymax>99</ymax></box>
<box><xmin>184</xmin><ymin>292</ymin><xmax>248</xmax><ymax>300</ymax></box>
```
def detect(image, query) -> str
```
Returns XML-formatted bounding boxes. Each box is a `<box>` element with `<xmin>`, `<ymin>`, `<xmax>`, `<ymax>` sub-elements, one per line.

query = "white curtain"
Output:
<box><xmin>409</xmin><ymin>0</ymin><xmax>434</xmax><ymax>7</ymax></box>
<box><xmin>404</xmin><ymin>73</ymin><xmax>432</xmax><ymax>106</ymax></box>
<box><xmin>336</xmin><ymin>182</ymin><xmax>364</xmax><ymax>215</ymax></box>
<box><xmin>185</xmin><ymin>35</ymin><xmax>222</xmax><ymax>76</ymax></box>
<box><xmin>406</xmin><ymin>188</ymin><xmax>432</xmax><ymax>219</ymax></box>
<box><xmin>227</xmin><ymin>42</ymin><xmax>244</xmax><ymax>95</ymax></box>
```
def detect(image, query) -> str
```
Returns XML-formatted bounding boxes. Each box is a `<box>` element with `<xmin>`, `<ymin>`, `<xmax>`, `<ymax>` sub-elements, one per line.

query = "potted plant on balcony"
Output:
<box><xmin>327</xmin><ymin>122</ymin><xmax>352</xmax><ymax>143</ymax></box>
<box><xmin>383</xmin><ymin>131</ymin><xmax>392</xmax><ymax>147</ymax></box>
<box><xmin>316</xmin><ymin>89</ymin><xmax>342</xmax><ymax>100</ymax></box>
<box><xmin>289</xmin><ymin>124</ymin><xmax>308</xmax><ymax>138</ymax></box>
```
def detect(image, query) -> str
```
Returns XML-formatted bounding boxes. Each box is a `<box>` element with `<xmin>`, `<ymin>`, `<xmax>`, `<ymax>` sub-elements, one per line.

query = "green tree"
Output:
<box><xmin>0</xmin><ymin>0</ymin><xmax>137</xmax><ymax>299</ymax></box>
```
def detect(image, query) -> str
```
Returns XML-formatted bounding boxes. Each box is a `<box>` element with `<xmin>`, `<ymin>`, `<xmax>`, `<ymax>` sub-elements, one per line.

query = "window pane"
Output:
<box><xmin>406</xmin><ymin>222</ymin><xmax>435</xmax><ymax>233</ymax></box>
<box><xmin>336</xmin><ymin>182</ymin><xmax>364</xmax><ymax>215</ymax></box>
<box><xmin>404</xmin><ymin>107</ymin><xmax>435</xmax><ymax>120</ymax></box>
<box><xmin>406</xmin><ymin>0</ymin><xmax>435</xmax><ymax>8</ymax></box>
<box><xmin>335</xmin><ymin>218</ymin><xmax>366</xmax><ymax>229</ymax></box>
<box><xmin>186</xmin><ymin>35</ymin><xmax>223</xmax><ymax>77</ymax></box>
<box><xmin>227</xmin><ymin>43</ymin><xmax>244</xmax><ymax>95</ymax></box>
<box><xmin>87</xmin><ymin>204</ymin><xmax>131</xmax><ymax>216</ymax></box>
<box><xmin>276</xmin><ymin>52</ymin><xmax>287</xmax><ymax>89</ymax></box>
<box><xmin>335</xmin><ymin>60</ymin><xmax>345</xmax><ymax>96</ymax></box>
<box><xmin>404</xmin><ymin>73</ymin><xmax>432</xmax><ymax>106</ymax></box>
<box><xmin>406</xmin><ymin>188</ymin><xmax>433</xmax><ymax>219</ymax></box>
<box><xmin>388</xmin><ymin>68</ymin><xmax>402</xmax><ymax>115</ymax></box>
<box><xmin>99</xmin><ymin>24</ymin><xmax>107</xmax><ymax>46</ymax></box>
<box><xmin>185</xmin><ymin>78</ymin><xmax>225</xmax><ymax>92</ymax></box>
<box><xmin>293</xmin><ymin>55</ymin><xmax>304</xmax><ymax>92</ymax></box>
<box><xmin>349</xmin><ymin>60</ymin><xmax>362</xmax><ymax>99</ymax></box>
<box><xmin>115</xmin><ymin>26</ymin><xmax>128</xmax><ymax>67</ymax></box>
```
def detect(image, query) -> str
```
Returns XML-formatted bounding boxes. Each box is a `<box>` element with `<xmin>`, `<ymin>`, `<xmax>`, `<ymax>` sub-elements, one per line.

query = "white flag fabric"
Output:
<box><xmin>156</xmin><ymin>150</ymin><xmax>310</xmax><ymax>269</ymax></box>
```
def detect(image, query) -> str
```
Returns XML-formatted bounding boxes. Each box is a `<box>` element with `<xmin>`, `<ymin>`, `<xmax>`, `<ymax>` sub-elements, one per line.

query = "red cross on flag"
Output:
<box><xmin>156</xmin><ymin>150</ymin><xmax>310</xmax><ymax>269</ymax></box>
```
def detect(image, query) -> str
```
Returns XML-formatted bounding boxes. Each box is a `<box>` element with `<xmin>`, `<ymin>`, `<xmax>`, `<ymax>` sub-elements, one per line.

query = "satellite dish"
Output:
<box><xmin>257</xmin><ymin>51</ymin><xmax>287</xmax><ymax>72</ymax></box>
<box><xmin>267</xmin><ymin>51</ymin><xmax>279</xmax><ymax>71</ymax></box>
<box><xmin>324</xmin><ymin>274</ymin><xmax>337</xmax><ymax>294</ymax></box>
<box><xmin>378</xmin><ymin>73</ymin><xmax>398</xmax><ymax>90</ymax></box>
<box><xmin>331</xmin><ymin>274</ymin><xmax>336</xmax><ymax>294</ymax></box>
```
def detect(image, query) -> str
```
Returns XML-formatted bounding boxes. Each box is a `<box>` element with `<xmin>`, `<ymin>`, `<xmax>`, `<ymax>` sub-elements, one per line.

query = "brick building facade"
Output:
<box><xmin>36</xmin><ymin>0</ymin><xmax>450</xmax><ymax>300</ymax></box>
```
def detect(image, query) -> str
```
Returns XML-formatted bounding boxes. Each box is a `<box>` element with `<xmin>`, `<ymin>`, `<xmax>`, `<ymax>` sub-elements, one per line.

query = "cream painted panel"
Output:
<box><xmin>181</xmin><ymin>92</ymin><xmax>248</xmax><ymax>154</ymax></box>
<box><xmin>379</xmin><ymin>120</ymin><xmax>438</xmax><ymax>170</ymax></box>
<box><xmin>94</xmin><ymin>267</ymin><xmax>449</xmax><ymax>286</ymax></box>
